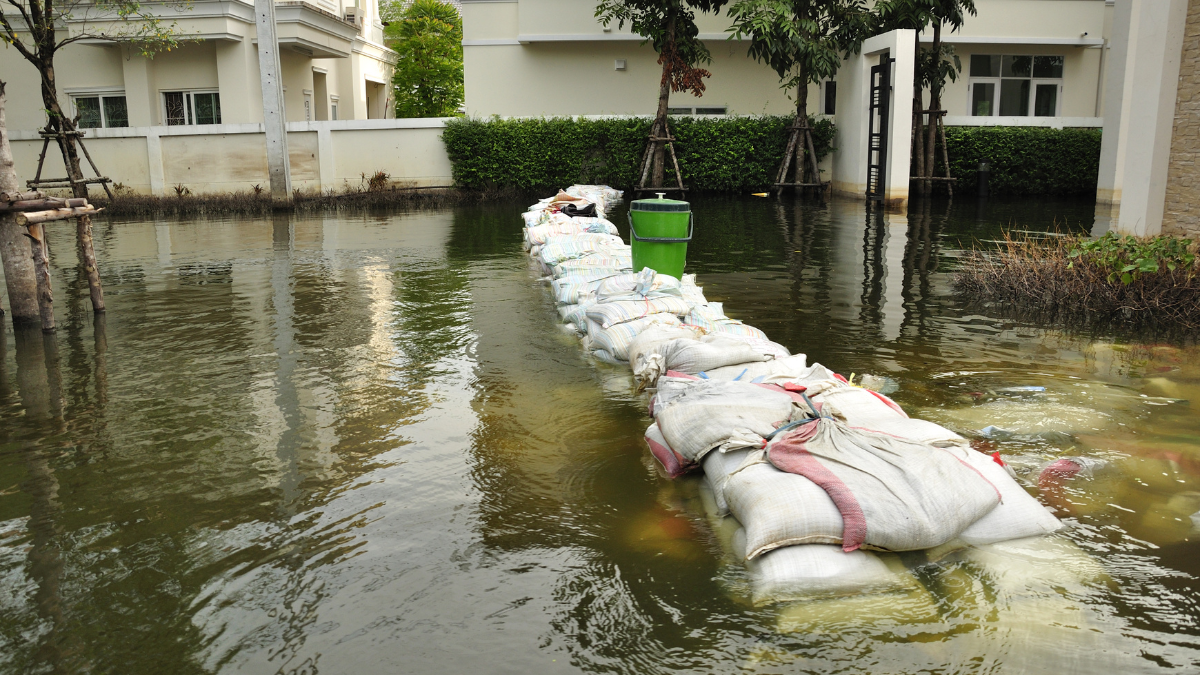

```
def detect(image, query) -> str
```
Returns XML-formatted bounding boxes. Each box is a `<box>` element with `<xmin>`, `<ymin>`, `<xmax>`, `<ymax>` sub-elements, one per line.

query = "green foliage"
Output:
<box><xmin>937</xmin><ymin>126</ymin><xmax>1102</xmax><ymax>195</ymax></box>
<box><xmin>595</xmin><ymin>0</ymin><xmax>728</xmax><ymax>68</ymax></box>
<box><xmin>385</xmin><ymin>0</ymin><xmax>464</xmax><ymax>118</ymax></box>
<box><xmin>727</xmin><ymin>0</ymin><xmax>870</xmax><ymax>92</ymax></box>
<box><xmin>1069</xmin><ymin>232</ymin><xmax>1197</xmax><ymax>285</ymax></box>
<box><xmin>441</xmin><ymin>115</ymin><xmax>835</xmax><ymax>192</ymax></box>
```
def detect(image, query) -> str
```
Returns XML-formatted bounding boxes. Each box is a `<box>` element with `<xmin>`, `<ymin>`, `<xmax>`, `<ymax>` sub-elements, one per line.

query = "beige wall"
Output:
<box><xmin>7</xmin><ymin>120</ymin><xmax>453</xmax><ymax>195</ymax></box>
<box><xmin>1164</xmin><ymin>0</ymin><xmax>1200</xmax><ymax>237</ymax></box>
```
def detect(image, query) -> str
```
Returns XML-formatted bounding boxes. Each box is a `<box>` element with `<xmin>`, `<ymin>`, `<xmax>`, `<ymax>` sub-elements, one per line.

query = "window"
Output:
<box><xmin>331</xmin><ymin>103</ymin><xmax>338</xmax><ymax>121</ymax></box>
<box><xmin>824</xmin><ymin>81</ymin><xmax>836</xmax><ymax>115</ymax></box>
<box><xmin>162</xmin><ymin>91</ymin><xmax>222</xmax><ymax>125</ymax></box>
<box><xmin>968</xmin><ymin>55</ymin><xmax>1063</xmax><ymax>117</ymax></box>
<box><xmin>72</xmin><ymin>94</ymin><xmax>128</xmax><ymax>128</ymax></box>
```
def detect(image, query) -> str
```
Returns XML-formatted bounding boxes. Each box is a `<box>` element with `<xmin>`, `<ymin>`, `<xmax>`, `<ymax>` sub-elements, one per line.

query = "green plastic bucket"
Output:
<box><xmin>629</xmin><ymin>193</ymin><xmax>692</xmax><ymax>280</ymax></box>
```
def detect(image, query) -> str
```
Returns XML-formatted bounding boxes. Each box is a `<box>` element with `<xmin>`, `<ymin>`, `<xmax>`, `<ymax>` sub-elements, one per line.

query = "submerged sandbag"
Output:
<box><xmin>703</xmin><ymin>448</ymin><xmax>754</xmax><ymax>514</ymax></box>
<box><xmin>734</xmin><ymin>531</ymin><xmax>916</xmax><ymax>605</ymax></box>
<box><xmin>765</xmin><ymin>418</ymin><xmax>1001</xmax><ymax>552</ymax></box>
<box><xmin>957</xmin><ymin>450</ymin><xmax>1063</xmax><ymax>545</ymax></box>
<box><xmin>645</xmin><ymin>421</ymin><xmax>690</xmax><ymax>477</ymax></box>
<box><xmin>654</xmin><ymin>380</ymin><xmax>799</xmax><ymax>462</ymax></box>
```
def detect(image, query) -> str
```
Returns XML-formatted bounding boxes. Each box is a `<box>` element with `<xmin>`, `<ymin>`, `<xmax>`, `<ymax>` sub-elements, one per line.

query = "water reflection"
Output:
<box><xmin>0</xmin><ymin>196</ymin><xmax>1197</xmax><ymax>674</ymax></box>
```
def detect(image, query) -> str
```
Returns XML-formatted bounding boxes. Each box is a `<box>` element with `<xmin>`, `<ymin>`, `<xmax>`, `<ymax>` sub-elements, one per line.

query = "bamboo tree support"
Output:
<box><xmin>774</xmin><ymin>122</ymin><xmax>827</xmax><ymax>193</ymax></box>
<box><xmin>910</xmin><ymin>109</ymin><xmax>956</xmax><ymax>197</ymax></box>
<box><xmin>635</xmin><ymin>118</ymin><xmax>687</xmax><ymax>195</ymax></box>
<box><xmin>29</xmin><ymin>127</ymin><xmax>109</xmax><ymax>314</ymax></box>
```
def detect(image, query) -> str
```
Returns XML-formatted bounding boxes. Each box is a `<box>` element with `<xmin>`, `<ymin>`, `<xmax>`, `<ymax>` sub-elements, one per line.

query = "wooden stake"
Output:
<box><xmin>23</xmin><ymin>225</ymin><xmax>54</xmax><ymax>332</ymax></box>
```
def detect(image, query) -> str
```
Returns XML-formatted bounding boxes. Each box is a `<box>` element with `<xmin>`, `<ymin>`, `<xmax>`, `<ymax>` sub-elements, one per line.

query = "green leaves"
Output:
<box><xmin>727</xmin><ymin>0</ymin><xmax>870</xmax><ymax>90</ymax></box>
<box><xmin>938</xmin><ymin>126</ymin><xmax>1102</xmax><ymax>195</ymax></box>
<box><xmin>385</xmin><ymin>0</ymin><xmax>464</xmax><ymax>119</ymax></box>
<box><xmin>442</xmin><ymin>115</ymin><xmax>835</xmax><ymax>192</ymax></box>
<box><xmin>1067</xmin><ymin>232</ymin><xmax>1197</xmax><ymax>285</ymax></box>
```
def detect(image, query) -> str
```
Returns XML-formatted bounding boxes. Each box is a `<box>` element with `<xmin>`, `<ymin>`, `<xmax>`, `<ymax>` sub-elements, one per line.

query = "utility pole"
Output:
<box><xmin>254</xmin><ymin>0</ymin><xmax>292</xmax><ymax>206</ymax></box>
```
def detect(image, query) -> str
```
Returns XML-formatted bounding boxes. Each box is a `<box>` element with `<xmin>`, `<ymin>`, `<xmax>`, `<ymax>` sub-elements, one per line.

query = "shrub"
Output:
<box><xmin>955</xmin><ymin>232</ymin><xmax>1200</xmax><ymax>332</ymax></box>
<box><xmin>938</xmin><ymin>126</ymin><xmax>1102</xmax><ymax>196</ymax></box>
<box><xmin>441</xmin><ymin>115</ymin><xmax>835</xmax><ymax>192</ymax></box>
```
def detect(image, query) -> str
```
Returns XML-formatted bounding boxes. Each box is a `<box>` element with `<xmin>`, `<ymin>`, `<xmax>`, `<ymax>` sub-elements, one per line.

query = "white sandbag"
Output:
<box><xmin>736</xmin><ymin>532</ymin><xmax>915</xmax><ymax>605</ymax></box>
<box><xmin>557</xmin><ymin>303</ymin><xmax>592</xmax><ymax>328</ymax></box>
<box><xmin>725</xmin><ymin>454</ymin><xmax>848</xmax><ymax>558</ymax></box>
<box><xmin>521</xmin><ymin>210</ymin><xmax>550</xmax><ymax>227</ymax></box>
<box><xmin>701</xmin><ymin>356</ymin><xmax>823</xmax><ymax>384</ymax></box>
<box><xmin>524</xmin><ymin>218</ymin><xmax>619</xmax><ymax>248</ymax></box>
<box><xmin>763</xmin><ymin>418</ymin><xmax>1001</xmax><ymax>552</ymax></box>
<box><xmin>684</xmin><ymin>304</ymin><xmax>769</xmax><ymax>340</ymax></box>
<box><xmin>703</xmin><ymin>448</ymin><xmax>754</xmax><ymax>515</ymax></box>
<box><xmin>649</xmin><ymin>374</ymin><xmax>701</xmax><ymax>417</ymax></box>
<box><xmin>627</xmin><ymin>325</ymin><xmax>704</xmax><ymax>377</ymax></box>
<box><xmin>586</xmin><ymin>313</ymin><xmax>682</xmax><ymax>362</ymax></box>
<box><xmin>551</xmin><ymin>273</ymin><xmax>622</xmax><ymax>305</ymax></box>
<box><xmin>680</xmin><ymin>274</ymin><xmax>707</xmax><ymax>306</ymax></box>
<box><xmin>552</xmin><ymin>255</ymin><xmax>632</xmax><ymax>277</ymax></box>
<box><xmin>584</xmin><ymin>296</ymin><xmax>692</xmax><ymax>329</ymax></box>
<box><xmin>654</xmin><ymin>380</ymin><xmax>799</xmax><ymax>462</ymax></box>
<box><xmin>645</xmin><ymin>421</ymin><xmax>691</xmax><ymax>477</ymax></box>
<box><xmin>956</xmin><ymin>450</ymin><xmax>1063</xmax><ymax>545</ymax></box>
<box><xmin>536</xmin><ymin>234</ymin><xmax>627</xmax><ymax>266</ymax></box>
<box><xmin>632</xmin><ymin>334</ymin><xmax>784</xmax><ymax>388</ymax></box>
<box><xmin>595</xmin><ymin>270</ymin><xmax>682</xmax><ymax>301</ymax></box>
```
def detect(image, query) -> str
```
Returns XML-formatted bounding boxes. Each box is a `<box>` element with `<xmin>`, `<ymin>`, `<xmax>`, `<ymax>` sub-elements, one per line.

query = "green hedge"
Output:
<box><xmin>441</xmin><ymin>115</ymin><xmax>835</xmax><ymax>192</ymax></box>
<box><xmin>938</xmin><ymin>126</ymin><xmax>1102</xmax><ymax>196</ymax></box>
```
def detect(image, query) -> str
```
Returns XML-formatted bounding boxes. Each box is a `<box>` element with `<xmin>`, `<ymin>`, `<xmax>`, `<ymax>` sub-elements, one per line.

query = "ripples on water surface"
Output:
<box><xmin>0</xmin><ymin>196</ymin><xmax>1198</xmax><ymax>674</ymax></box>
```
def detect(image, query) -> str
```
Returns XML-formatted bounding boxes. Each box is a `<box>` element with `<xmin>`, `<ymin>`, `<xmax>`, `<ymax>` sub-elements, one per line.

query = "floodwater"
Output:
<box><xmin>0</xmin><ymin>195</ymin><xmax>1198</xmax><ymax>674</ymax></box>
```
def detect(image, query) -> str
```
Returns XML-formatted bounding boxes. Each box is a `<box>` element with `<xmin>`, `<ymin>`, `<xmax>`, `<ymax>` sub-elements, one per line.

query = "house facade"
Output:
<box><xmin>2</xmin><ymin>0</ymin><xmax>397</xmax><ymax>134</ymax></box>
<box><xmin>461</xmin><ymin>0</ymin><xmax>1110</xmax><ymax>125</ymax></box>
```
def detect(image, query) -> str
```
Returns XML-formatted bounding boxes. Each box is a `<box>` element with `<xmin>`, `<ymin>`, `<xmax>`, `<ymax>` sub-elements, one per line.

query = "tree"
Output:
<box><xmin>385</xmin><ymin>0</ymin><xmax>465</xmax><ymax>119</ymax></box>
<box><xmin>873</xmin><ymin>0</ymin><xmax>975</xmax><ymax>196</ymax></box>
<box><xmin>1</xmin><ymin>0</ymin><xmax>189</xmax><ymax>313</ymax></box>
<box><xmin>728</xmin><ymin>0</ymin><xmax>869</xmax><ymax>188</ymax></box>
<box><xmin>596</xmin><ymin>0</ymin><xmax>728</xmax><ymax>189</ymax></box>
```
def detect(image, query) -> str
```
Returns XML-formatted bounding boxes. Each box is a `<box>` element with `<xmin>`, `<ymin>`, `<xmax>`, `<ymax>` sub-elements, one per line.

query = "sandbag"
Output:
<box><xmin>805</xmin><ymin>380</ymin><xmax>967</xmax><ymax>446</ymax></box>
<box><xmin>765</xmin><ymin>418</ymin><xmax>1002</xmax><ymax>552</ymax></box>
<box><xmin>734</xmin><ymin>532</ymin><xmax>915</xmax><ymax>605</ymax></box>
<box><xmin>628</xmin><ymin>325</ymin><xmax>704</xmax><ymax>377</ymax></box>
<box><xmin>648</xmin><ymin>373</ymin><xmax>701</xmax><ymax>417</ymax></box>
<box><xmin>654</xmin><ymin>380</ymin><xmax>799</xmax><ymax>462</ymax></box>
<box><xmin>701</xmin><ymin>356</ymin><xmax>823</xmax><ymax>384</ymax></box>
<box><xmin>552</xmin><ymin>255</ymin><xmax>632</xmax><ymax>277</ymax></box>
<box><xmin>645</xmin><ymin>422</ymin><xmax>691</xmax><ymax>478</ymax></box>
<box><xmin>726</xmin><ymin>454</ymin><xmax>847</xmax><ymax>558</ymax></box>
<box><xmin>585</xmin><ymin>296</ymin><xmax>692</xmax><ymax>329</ymax></box>
<box><xmin>526</xmin><ymin>218</ymin><xmax>619</xmax><ymax>247</ymax></box>
<box><xmin>703</xmin><ymin>448</ymin><xmax>754</xmax><ymax>515</ymax></box>
<box><xmin>537</xmin><ymin>234</ymin><xmax>626</xmax><ymax>266</ymax></box>
<box><xmin>684</xmin><ymin>303</ymin><xmax>769</xmax><ymax>340</ymax></box>
<box><xmin>633</xmin><ymin>334</ymin><xmax>785</xmax><ymax>388</ymax></box>
<box><xmin>680</xmin><ymin>274</ymin><xmax>707</xmax><ymax>306</ymax></box>
<box><xmin>586</xmin><ymin>313</ymin><xmax>682</xmax><ymax>363</ymax></box>
<box><xmin>595</xmin><ymin>270</ymin><xmax>682</xmax><ymax>302</ymax></box>
<box><xmin>957</xmin><ymin>450</ymin><xmax>1063</xmax><ymax>545</ymax></box>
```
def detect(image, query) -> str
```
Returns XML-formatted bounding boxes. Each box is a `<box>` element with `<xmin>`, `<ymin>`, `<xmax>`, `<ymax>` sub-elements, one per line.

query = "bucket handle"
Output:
<box><xmin>628</xmin><ymin>211</ymin><xmax>693</xmax><ymax>243</ymax></box>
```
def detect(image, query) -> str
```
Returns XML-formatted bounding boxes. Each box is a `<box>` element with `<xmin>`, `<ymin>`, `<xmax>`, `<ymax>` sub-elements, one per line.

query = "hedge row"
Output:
<box><xmin>939</xmin><ymin>126</ymin><xmax>1102</xmax><ymax>196</ymax></box>
<box><xmin>441</xmin><ymin>115</ymin><xmax>835</xmax><ymax>193</ymax></box>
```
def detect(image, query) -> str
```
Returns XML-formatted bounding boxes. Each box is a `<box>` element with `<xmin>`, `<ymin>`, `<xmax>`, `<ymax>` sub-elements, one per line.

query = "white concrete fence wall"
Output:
<box><xmin>9</xmin><ymin>119</ymin><xmax>455</xmax><ymax>196</ymax></box>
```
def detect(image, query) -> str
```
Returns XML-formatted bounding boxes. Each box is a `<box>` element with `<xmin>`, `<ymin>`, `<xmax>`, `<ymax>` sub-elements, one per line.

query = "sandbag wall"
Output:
<box><xmin>522</xmin><ymin>186</ymin><xmax>1070</xmax><ymax>606</ymax></box>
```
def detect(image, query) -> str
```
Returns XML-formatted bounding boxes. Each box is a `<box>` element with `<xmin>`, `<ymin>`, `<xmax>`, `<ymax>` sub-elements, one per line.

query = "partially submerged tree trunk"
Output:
<box><xmin>0</xmin><ymin>80</ymin><xmax>40</xmax><ymax>324</ymax></box>
<box><xmin>36</xmin><ymin>59</ymin><xmax>105</xmax><ymax>313</ymax></box>
<box><xmin>923</xmin><ymin>21</ymin><xmax>943</xmax><ymax>195</ymax></box>
<box><xmin>794</xmin><ymin>68</ymin><xmax>809</xmax><ymax>182</ymax></box>
<box><xmin>911</xmin><ymin>31</ymin><xmax>925</xmax><ymax>195</ymax></box>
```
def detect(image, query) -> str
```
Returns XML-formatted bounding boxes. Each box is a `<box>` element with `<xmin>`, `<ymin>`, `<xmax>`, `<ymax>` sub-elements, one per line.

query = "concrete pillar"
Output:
<box><xmin>1096</xmin><ymin>0</ymin><xmax>1190</xmax><ymax>236</ymax></box>
<box><xmin>831</xmin><ymin>29</ymin><xmax>915</xmax><ymax>208</ymax></box>
<box><xmin>120</xmin><ymin>47</ymin><xmax>155</xmax><ymax>126</ymax></box>
<box><xmin>216</xmin><ymin>40</ymin><xmax>260</xmax><ymax>124</ymax></box>
<box><xmin>254</xmin><ymin>0</ymin><xmax>293</xmax><ymax>202</ymax></box>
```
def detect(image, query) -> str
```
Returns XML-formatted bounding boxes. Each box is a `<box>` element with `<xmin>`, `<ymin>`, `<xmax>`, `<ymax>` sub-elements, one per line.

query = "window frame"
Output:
<box><xmin>966</xmin><ymin>54</ymin><xmax>1064</xmax><ymax>117</ymax></box>
<box><xmin>70</xmin><ymin>91</ymin><xmax>129</xmax><ymax>129</ymax></box>
<box><xmin>160</xmin><ymin>89</ymin><xmax>223</xmax><ymax>126</ymax></box>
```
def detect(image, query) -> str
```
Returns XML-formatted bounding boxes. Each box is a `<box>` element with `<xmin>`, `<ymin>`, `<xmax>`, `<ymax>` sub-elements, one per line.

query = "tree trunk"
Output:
<box><xmin>0</xmin><ymin>80</ymin><xmax>40</xmax><ymax>323</ymax></box>
<box><xmin>924</xmin><ymin>21</ymin><xmax>943</xmax><ymax>193</ymax></box>
<box><xmin>794</xmin><ymin>69</ymin><xmax>809</xmax><ymax>183</ymax></box>
<box><xmin>911</xmin><ymin>32</ymin><xmax>925</xmax><ymax>192</ymax></box>
<box><xmin>37</xmin><ymin>57</ymin><xmax>105</xmax><ymax>313</ymax></box>
<box><xmin>651</xmin><ymin>11</ymin><xmax>676</xmax><ymax>189</ymax></box>
<box><xmin>25</xmin><ymin>224</ymin><xmax>54</xmax><ymax>332</ymax></box>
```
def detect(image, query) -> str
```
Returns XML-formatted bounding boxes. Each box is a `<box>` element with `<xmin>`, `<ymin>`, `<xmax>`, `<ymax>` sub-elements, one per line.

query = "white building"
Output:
<box><xmin>2</xmin><ymin>0</ymin><xmax>396</xmax><ymax>132</ymax></box>
<box><xmin>461</xmin><ymin>0</ymin><xmax>1110</xmax><ymax>124</ymax></box>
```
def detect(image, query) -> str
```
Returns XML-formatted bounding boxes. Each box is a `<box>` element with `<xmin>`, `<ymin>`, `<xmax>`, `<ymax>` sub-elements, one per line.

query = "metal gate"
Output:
<box><xmin>866</xmin><ymin>56</ymin><xmax>894</xmax><ymax>201</ymax></box>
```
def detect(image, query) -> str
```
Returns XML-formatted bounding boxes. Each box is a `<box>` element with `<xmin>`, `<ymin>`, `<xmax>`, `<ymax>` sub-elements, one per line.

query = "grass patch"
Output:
<box><xmin>955</xmin><ymin>231</ymin><xmax>1200</xmax><ymax>333</ymax></box>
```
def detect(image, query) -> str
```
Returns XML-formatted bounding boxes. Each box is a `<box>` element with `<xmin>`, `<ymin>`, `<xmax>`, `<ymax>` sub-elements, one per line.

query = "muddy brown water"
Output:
<box><xmin>0</xmin><ymin>196</ymin><xmax>1198</xmax><ymax>674</ymax></box>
